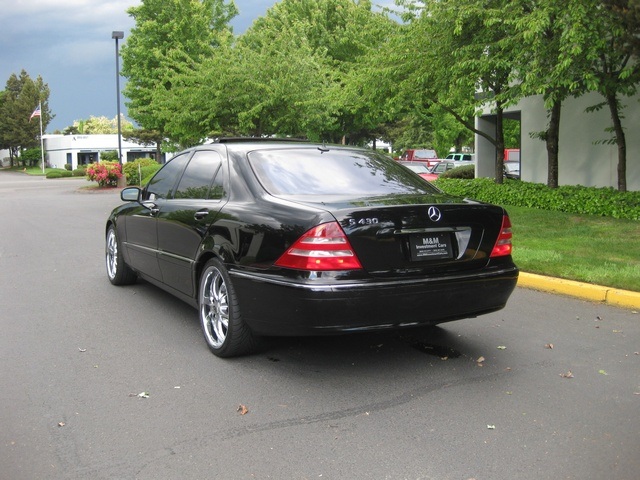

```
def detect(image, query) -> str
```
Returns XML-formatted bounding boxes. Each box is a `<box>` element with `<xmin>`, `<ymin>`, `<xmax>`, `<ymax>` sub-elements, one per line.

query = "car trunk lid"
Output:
<box><xmin>281</xmin><ymin>194</ymin><xmax>505</xmax><ymax>276</ymax></box>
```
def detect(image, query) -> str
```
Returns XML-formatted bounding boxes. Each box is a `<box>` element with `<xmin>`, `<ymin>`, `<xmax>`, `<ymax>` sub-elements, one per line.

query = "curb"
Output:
<box><xmin>518</xmin><ymin>272</ymin><xmax>640</xmax><ymax>310</ymax></box>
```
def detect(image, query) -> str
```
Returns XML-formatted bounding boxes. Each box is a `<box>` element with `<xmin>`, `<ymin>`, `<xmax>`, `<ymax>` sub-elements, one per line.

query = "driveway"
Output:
<box><xmin>1</xmin><ymin>173</ymin><xmax>638</xmax><ymax>480</ymax></box>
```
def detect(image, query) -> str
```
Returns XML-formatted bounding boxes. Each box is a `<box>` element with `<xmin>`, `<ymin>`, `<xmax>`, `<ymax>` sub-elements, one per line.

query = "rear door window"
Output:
<box><xmin>174</xmin><ymin>150</ymin><xmax>223</xmax><ymax>200</ymax></box>
<box><xmin>144</xmin><ymin>153</ymin><xmax>189</xmax><ymax>200</ymax></box>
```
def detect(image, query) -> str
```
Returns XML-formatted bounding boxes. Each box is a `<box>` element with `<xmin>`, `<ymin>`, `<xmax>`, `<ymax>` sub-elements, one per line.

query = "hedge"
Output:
<box><xmin>123</xmin><ymin>158</ymin><xmax>161</xmax><ymax>186</ymax></box>
<box><xmin>46</xmin><ymin>170</ymin><xmax>73</xmax><ymax>179</ymax></box>
<box><xmin>434</xmin><ymin>177</ymin><xmax>640</xmax><ymax>220</ymax></box>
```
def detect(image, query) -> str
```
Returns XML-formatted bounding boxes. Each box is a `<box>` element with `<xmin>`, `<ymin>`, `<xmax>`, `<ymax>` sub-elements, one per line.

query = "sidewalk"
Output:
<box><xmin>518</xmin><ymin>272</ymin><xmax>640</xmax><ymax>310</ymax></box>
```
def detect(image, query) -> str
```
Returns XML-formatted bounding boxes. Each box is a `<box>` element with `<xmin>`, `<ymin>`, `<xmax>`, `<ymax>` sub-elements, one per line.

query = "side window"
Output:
<box><xmin>209</xmin><ymin>167</ymin><xmax>225</xmax><ymax>200</ymax></box>
<box><xmin>174</xmin><ymin>151</ymin><xmax>223</xmax><ymax>200</ymax></box>
<box><xmin>144</xmin><ymin>153</ymin><xmax>189</xmax><ymax>200</ymax></box>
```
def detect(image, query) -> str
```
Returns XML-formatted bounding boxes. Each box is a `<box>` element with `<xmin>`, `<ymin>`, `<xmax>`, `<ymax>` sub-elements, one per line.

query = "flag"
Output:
<box><xmin>30</xmin><ymin>105</ymin><xmax>41</xmax><ymax>121</ymax></box>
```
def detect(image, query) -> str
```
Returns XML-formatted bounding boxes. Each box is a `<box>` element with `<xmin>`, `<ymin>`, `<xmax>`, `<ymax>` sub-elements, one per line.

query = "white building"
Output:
<box><xmin>476</xmin><ymin>91</ymin><xmax>640</xmax><ymax>191</ymax></box>
<box><xmin>43</xmin><ymin>134</ymin><xmax>161</xmax><ymax>170</ymax></box>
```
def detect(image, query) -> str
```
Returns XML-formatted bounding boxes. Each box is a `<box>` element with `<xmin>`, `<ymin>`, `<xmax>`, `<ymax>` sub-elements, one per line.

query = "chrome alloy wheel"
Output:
<box><xmin>200</xmin><ymin>267</ymin><xmax>229</xmax><ymax>349</ymax></box>
<box><xmin>106</xmin><ymin>228</ymin><xmax>118</xmax><ymax>280</ymax></box>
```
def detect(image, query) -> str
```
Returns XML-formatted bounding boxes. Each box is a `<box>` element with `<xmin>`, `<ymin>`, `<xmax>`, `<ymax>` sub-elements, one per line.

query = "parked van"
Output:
<box><xmin>445</xmin><ymin>153</ymin><xmax>475</xmax><ymax>162</ymax></box>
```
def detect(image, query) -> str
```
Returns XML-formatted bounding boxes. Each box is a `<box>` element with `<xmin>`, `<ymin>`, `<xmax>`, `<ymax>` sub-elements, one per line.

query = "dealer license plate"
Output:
<box><xmin>409</xmin><ymin>232</ymin><xmax>453</xmax><ymax>261</ymax></box>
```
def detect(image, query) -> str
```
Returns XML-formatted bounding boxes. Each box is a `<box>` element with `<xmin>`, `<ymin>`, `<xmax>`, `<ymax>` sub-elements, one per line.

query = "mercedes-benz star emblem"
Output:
<box><xmin>428</xmin><ymin>206</ymin><xmax>442</xmax><ymax>222</ymax></box>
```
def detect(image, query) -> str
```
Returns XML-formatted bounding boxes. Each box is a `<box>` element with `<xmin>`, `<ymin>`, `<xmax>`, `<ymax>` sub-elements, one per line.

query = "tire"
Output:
<box><xmin>105</xmin><ymin>225</ymin><xmax>137</xmax><ymax>286</ymax></box>
<box><xmin>199</xmin><ymin>258</ymin><xmax>256</xmax><ymax>357</ymax></box>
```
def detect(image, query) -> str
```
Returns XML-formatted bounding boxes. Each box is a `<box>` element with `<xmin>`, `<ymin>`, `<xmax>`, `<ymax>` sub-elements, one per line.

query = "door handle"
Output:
<box><xmin>194</xmin><ymin>209</ymin><xmax>209</xmax><ymax>220</ymax></box>
<box><xmin>143</xmin><ymin>202</ymin><xmax>160</xmax><ymax>216</ymax></box>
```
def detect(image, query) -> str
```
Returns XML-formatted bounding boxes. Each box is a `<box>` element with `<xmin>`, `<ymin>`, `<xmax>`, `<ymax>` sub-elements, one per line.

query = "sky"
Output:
<box><xmin>0</xmin><ymin>0</ymin><xmax>275</xmax><ymax>132</ymax></box>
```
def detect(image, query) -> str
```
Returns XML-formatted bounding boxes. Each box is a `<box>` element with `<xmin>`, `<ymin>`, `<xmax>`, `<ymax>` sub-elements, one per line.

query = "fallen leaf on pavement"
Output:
<box><xmin>237</xmin><ymin>404</ymin><xmax>249</xmax><ymax>415</ymax></box>
<box><xmin>497</xmin><ymin>346</ymin><xmax>506</xmax><ymax>350</ymax></box>
<box><xmin>560</xmin><ymin>370</ymin><xmax>574</xmax><ymax>378</ymax></box>
<box><xmin>58</xmin><ymin>422</ymin><xmax>65</xmax><ymax>427</ymax></box>
<box><xmin>476</xmin><ymin>356</ymin><xmax>485</xmax><ymax>366</ymax></box>
<box><xmin>598</xmin><ymin>370</ymin><xmax>608</xmax><ymax>375</ymax></box>
<box><xmin>487</xmin><ymin>424</ymin><xmax>496</xmax><ymax>429</ymax></box>
<box><xmin>129</xmin><ymin>392</ymin><xmax>149</xmax><ymax>398</ymax></box>
<box><xmin>545</xmin><ymin>343</ymin><xmax>554</xmax><ymax>349</ymax></box>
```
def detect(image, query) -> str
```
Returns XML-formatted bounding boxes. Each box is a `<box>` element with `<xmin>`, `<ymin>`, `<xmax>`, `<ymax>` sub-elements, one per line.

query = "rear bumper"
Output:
<box><xmin>230</xmin><ymin>267</ymin><xmax>519</xmax><ymax>336</ymax></box>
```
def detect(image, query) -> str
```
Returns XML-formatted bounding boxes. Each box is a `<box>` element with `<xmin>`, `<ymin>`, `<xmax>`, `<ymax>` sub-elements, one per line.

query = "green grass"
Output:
<box><xmin>506</xmin><ymin>205</ymin><xmax>640</xmax><ymax>292</ymax></box>
<box><xmin>2</xmin><ymin>166</ymin><xmax>65</xmax><ymax>176</ymax></box>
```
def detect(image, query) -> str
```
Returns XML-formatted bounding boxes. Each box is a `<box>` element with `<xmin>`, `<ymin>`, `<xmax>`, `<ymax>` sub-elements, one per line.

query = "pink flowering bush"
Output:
<box><xmin>86</xmin><ymin>161</ymin><xmax>123</xmax><ymax>187</ymax></box>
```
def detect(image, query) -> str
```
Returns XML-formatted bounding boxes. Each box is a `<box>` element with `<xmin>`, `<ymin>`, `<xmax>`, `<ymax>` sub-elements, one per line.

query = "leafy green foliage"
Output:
<box><xmin>121</xmin><ymin>0</ymin><xmax>238</xmax><ymax>149</ymax></box>
<box><xmin>20</xmin><ymin>147</ymin><xmax>43</xmax><ymax>167</ymax></box>
<box><xmin>63</xmin><ymin>116</ymin><xmax>134</xmax><ymax>135</ymax></box>
<box><xmin>0</xmin><ymin>70</ymin><xmax>51</xmax><ymax>164</ymax></box>
<box><xmin>46</xmin><ymin>170</ymin><xmax>72</xmax><ymax>179</ymax></box>
<box><xmin>440</xmin><ymin>164</ymin><xmax>475</xmax><ymax>179</ymax></box>
<box><xmin>123</xmin><ymin>158</ymin><xmax>160</xmax><ymax>185</ymax></box>
<box><xmin>435</xmin><ymin>178</ymin><xmax>640</xmax><ymax>220</ymax></box>
<box><xmin>100</xmin><ymin>150</ymin><xmax>119</xmax><ymax>162</ymax></box>
<box><xmin>140</xmin><ymin>165</ymin><xmax>163</xmax><ymax>186</ymax></box>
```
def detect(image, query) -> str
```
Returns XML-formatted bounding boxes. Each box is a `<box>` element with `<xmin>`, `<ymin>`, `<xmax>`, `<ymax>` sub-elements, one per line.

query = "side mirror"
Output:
<box><xmin>121</xmin><ymin>187</ymin><xmax>141</xmax><ymax>202</ymax></box>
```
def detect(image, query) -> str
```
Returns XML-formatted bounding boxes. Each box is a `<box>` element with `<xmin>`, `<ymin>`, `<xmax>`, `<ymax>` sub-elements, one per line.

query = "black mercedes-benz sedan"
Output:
<box><xmin>105</xmin><ymin>139</ymin><xmax>518</xmax><ymax>357</ymax></box>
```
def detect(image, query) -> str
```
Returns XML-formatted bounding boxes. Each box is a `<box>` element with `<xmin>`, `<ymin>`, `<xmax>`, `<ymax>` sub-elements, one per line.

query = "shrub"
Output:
<box><xmin>140</xmin><ymin>164</ymin><xmax>162</xmax><ymax>186</ymax></box>
<box><xmin>86</xmin><ymin>161</ymin><xmax>122</xmax><ymax>187</ymax></box>
<box><xmin>21</xmin><ymin>148</ymin><xmax>43</xmax><ymax>167</ymax></box>
<box><xmin>64</xmin><ymin>163</ymin><xmax>72</xmax><ymax>171</ymax></box>
<box><xmin>123</xmin><ymin>158</ymin><xmax>160</xmax><ymax>185</ymax></box>
<box><xmin>100</xmin><ymin>150</ymin><xmax>119</xmax><ymax>162</ymax></box>
<box><xmin>434</xmin><ymin>177</ymin><xmax>640</xmax><ymax>220</ymax></box>
<box><xmin>46</xmin><ymin>170</ymin><xmax>72</xmax><ymax>179</ymax></box>
<box><xmin>440</xmin><ymin>164</ymin><xmax>475</xmax><ymax>179</ymax></box>
<box><xmin>72</xmin><ymin>167</ymin><xmax>86</xmax><ymax>177</ymax></box>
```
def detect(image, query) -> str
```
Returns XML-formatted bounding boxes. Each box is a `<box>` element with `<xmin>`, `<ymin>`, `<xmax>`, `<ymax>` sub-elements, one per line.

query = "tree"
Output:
<box><xmin>121</xmin><ymin>0</ymin><xmax>238</xmax><ymax>149</ymax></box>
<box><xmin>578</xmin><ymin>0</ymin><xmax>640</xmax><ymax>191</ymax></box>
<box><xmin>513</xmin><ymin>0</ymin><xmax>639</xmax><ymax>190</ymax></box>
<box><xmin>390</xmin><ymin>0</ymin><xmax>522</xmax><ymax>183</ymax></box>
<box><xmin>123</xmin><ymin>128</ymin><xmax>164</xmax><ymax>162</ymax></box>
<box><xmin>63</xmin><ymin>115</ymin><xmax>134</xmax><ymax>135</ymax></box>
<box><xmin>228</xmin><ymin>0</ymin><xmax>395</xmax><ymax>143</ymax></box>
<box><xmin>603</xmin><ymin>0</ymin><xmax>640</xmax><ymax>58</ymax></box>
<box><xmin>0</xmin><ymin>70</ymin><xmax>52</xmax><ymax>166</ymax></box>
<box><xmin>510</xmin><ymin>0</ymin><xmax>588</xmax><ymax>188</ymax></box>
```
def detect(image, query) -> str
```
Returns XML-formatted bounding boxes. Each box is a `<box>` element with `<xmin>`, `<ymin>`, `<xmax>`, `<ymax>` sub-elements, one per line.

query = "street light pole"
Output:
<box><xmin>112</xmin><ymin>31</ymin><xmax>124</xmax><ymax>168</ymax></box>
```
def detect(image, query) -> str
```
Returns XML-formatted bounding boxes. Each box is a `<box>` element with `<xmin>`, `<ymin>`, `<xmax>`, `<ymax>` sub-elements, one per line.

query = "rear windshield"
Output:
<box><xmin>248</xmin><ymin>148</ymin><xmax>439</xmax><ymax>196</ymax></box>
<box><xmin>414</xmin><ymin>149</ymin><xmax>437</xmax><ymax>158</ymax></box>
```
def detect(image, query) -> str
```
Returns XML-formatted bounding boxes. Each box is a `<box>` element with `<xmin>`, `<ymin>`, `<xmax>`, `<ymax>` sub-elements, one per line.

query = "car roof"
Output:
<box><xmin>196</xmin><ymin>138</ymin><xmax>362</xmax><ymax>154</ymax></box>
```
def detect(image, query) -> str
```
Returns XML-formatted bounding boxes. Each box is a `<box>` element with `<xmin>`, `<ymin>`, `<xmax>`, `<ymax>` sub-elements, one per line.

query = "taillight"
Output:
<box><xmin>490</xmin><ymin>214</ymin><xmax>513</xmax><ymax>257</ymax></box>
<box><xmin>275</xmin><ymin>222</ymin><xmax>363</xmax><ymax>271</ymax></box>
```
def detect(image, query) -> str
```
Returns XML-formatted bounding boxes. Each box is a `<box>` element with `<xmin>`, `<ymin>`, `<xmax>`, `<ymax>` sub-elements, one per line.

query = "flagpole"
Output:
<box><xmin>38</xmin><ymin>101</ymin><xmax>45</xmax><ymax>174</ymax></box>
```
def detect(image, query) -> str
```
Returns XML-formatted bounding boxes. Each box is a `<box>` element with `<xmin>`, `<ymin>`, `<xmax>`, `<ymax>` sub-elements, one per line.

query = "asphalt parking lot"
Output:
<box><xmin>1</xmin><ymin>173</ymin><xmax>638</xmax><ymax>480</ymax></box>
